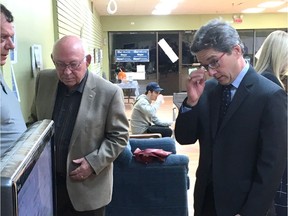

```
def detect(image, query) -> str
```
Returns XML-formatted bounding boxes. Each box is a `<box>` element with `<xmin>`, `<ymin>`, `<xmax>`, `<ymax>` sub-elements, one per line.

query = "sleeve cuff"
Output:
<box><xmin>180</xmin><ymin>98</ymin><xmax>193</xmax><ymax>113</ymax></box>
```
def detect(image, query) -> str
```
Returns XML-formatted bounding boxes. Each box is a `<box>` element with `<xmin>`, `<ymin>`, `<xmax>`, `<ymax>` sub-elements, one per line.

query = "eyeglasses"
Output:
<box><xmin>201</xmin><ymin>53</ymin><xmax>225</xmax><ymax>71</ymax></box>
<box><xmin>54</xmin><ymin>56</ymin><xmax>86</xmax><ymax>71</ymax></box>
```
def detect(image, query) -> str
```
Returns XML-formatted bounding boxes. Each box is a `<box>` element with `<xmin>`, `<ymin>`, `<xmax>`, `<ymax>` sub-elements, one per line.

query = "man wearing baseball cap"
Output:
<box><xmin>130</xmin><ymin>82</ymin><xmax>173</xmax><ymax>137</ymax></box>
<box><xmin>146</xmin><ymin>82</ymin><xmax>163</xmax><ymax>92</ymax></box>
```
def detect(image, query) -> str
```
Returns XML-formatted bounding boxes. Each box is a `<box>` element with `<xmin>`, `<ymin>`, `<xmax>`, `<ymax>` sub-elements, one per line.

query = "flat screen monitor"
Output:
<box><xmin>17</xmin><ymin>141</ymin><xmax>53</xmax><ymax>216</ymax></box>
<box><xmin>1</xmin><ymin>120</ymin><xmax>54</xmax><ymax>216</ymax></box>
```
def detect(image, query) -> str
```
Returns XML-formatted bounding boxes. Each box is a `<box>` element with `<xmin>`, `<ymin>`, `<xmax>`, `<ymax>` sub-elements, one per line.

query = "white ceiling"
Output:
<box><xmin>93</xmin><ymin>0</ymin><xmax>288</xmax><ymax>16</ymax></box>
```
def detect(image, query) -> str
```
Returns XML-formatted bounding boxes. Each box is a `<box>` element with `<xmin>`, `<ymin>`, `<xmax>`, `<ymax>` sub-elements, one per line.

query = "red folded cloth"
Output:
<box><xmin>133</xmin><ymin>148</ymin><xmax>172</xmax><ymax>164</ymax></box>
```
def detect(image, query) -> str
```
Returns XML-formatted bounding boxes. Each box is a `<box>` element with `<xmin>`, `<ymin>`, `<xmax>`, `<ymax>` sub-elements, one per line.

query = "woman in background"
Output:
<box><xmin>255</xmin><ymin>30</ymin><xmax>288</xmax><ymax>216</ymax></box>
<box><xmin>255</xmin><ymin>30</ymin><xmax>288</xmax><ymax>91</ymax></box>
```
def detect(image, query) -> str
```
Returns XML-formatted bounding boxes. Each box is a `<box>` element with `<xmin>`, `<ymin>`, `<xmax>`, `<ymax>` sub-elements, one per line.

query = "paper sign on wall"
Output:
<box><xmin>31</xmin><ymin>45</ymin><xmax>43</xmax><ymax>77</ymax></box>
<box><xmin>158</xmin><ymin>38</ymin><xmax>179</xmax><ymax>63</ymax></box>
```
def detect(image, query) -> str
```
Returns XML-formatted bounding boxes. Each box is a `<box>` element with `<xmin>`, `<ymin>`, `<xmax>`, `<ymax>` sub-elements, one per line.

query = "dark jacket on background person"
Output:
<box><xmin>262</xmin><ymin>69</ymin><xmax>287</xmax><ymax>216</ymax></box>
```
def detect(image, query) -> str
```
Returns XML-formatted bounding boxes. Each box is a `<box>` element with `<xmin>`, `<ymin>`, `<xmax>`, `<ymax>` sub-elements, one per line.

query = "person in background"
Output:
<box><xmin>175</xmin><ymin>19</ymin><xmax>287</xmax><ymax>216</ymax></box>
<box><xmin>0</xmin><ymin>4</ymin><xmax>26</xmax><ymax>155</ymax></box>
<box><xmin>255</xmin><ymin>30</ymin><xmax>288</xmax><ymax>91</ymax></box>
<box><xmin>130</xmin><ymin>82</ymin><xmax>173</xmax><ymax>137</ymax></box>
<box><xmin>28</xmin><ymin>35</ymin><xmax>129</xmax><ymax>216</ymax></box>
<box><xmin>125</xmin><ymin>62</ymin><xmax>135</xmax><ymax>72</ymax></box>
<box><xmin>117</xmin><ymin>68</ymin><xmax>126</xmax><ymax>82</ymax></box>
<box><xmin>255</xmin><ymin>30</ymin><xmax>288</xmax><ymax>216</ymax></box>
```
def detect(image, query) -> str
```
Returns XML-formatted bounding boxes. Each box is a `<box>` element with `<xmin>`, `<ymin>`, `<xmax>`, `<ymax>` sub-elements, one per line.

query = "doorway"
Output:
<box><xmin>108</xmin><ymin>31</ymin><xmax>180</xmax><ymax>95</ymax></box>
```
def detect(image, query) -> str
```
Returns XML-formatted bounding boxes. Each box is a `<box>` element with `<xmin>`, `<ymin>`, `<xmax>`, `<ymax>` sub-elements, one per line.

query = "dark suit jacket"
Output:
<box><xmin>175</xmin><ymin>66</ymin><xmax>287</xmax><ymax>216</ymax></box>
<box><xmin>261</xmin><ymin>69</ymin><xmax>287</xmax><ymax>215</ymax></box>
<box><xmin>261</xmin><ymin>69</ymin><xmax>282</xmax><ymax>87</ymax></box>
<box><xmin>28</xmin><ymin>69</ymin><xmax>129</xmax><ymax>211</ymax></box>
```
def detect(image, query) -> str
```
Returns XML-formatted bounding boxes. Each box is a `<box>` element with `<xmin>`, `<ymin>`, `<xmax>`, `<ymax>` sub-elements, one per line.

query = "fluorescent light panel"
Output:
<box><xmin>242</xmin><ymin>7</ymin><xmax>266</xmax><ymax>13</ymax></box>
<box><xmin>242</xmin><ymin>1</ymin><xmax>287</xmax><ymax>13</ymax></box>
<box><xmin>152</xmin><ymin>0</ymin><xmax>182</xmax><ymax>15</ymax></box>
<box><xmin>278</xmin><ymin>6</ymin><xmax>288</xmax><ymax>12</ymax></box>
<box><xmin>258</xmin><ymin>1</ymin><xmax>285</xmax><ymax>8</ymax></box>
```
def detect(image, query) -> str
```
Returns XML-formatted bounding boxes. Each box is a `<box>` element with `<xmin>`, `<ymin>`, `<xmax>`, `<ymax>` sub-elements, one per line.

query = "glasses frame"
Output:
<box><xmin>54</xmin><ymin>56</ymin><xmax>86</xmax><ymax>71</ymax></box>
<box><xmin>201</xmin><ymin>53</ymin><xmax>225</xmax><ymax>71</ymax></box>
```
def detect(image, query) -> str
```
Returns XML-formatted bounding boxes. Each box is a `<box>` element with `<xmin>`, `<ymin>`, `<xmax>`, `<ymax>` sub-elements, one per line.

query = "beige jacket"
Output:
<box><xmin>28</xmin><ymin>69</ymin><xmax>129</xmax><ymax>211</ymax></box>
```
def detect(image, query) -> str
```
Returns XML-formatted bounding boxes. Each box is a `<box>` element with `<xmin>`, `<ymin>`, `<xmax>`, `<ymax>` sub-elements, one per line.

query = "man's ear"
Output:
<box><xmin>86</xmin><ymin>54</ymin><xmax>92</xmax><ymax>65</ymax></box>
<box><xmin>233</xmin><ymin>44</ymin><xmax>242</xmax><ymax>56</ymax></box>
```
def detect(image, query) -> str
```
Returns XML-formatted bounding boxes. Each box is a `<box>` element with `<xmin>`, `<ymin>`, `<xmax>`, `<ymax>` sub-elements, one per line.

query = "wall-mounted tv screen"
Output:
<box><xmin>115</xmin><ymin>49</ymin><xmax>150</xmax><ymax>62</ymax></box>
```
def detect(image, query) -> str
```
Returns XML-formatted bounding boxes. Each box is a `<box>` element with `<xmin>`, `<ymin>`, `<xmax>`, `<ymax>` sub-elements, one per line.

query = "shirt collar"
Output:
<box><xmin>77</xmin><ymin>71</ymin><xmax>88</xmax><ymax>93</ymax></box>
<box><xmin>60</xmin><ymin>71</ymin><xmax>88</xmax><ymax>94</ymax></box>
<box><xmin>232</xmin><ymin>61</ymin><xmax>249</xmax><ymax>88</ymax></box>
<box><xmin>0</xmin><ymin>70</ymin><xmax>7</xmax><ymax>94</ymax></box>
<box><xmin>0</xmin><ymin>69</ymin><xmax>4</xmax><ymax>82</ymax></box>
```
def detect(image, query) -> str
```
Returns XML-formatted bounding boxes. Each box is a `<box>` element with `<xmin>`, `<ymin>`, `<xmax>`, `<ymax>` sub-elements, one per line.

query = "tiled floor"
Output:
<box><xmin>124</xmin><ymin>95</ymin><xmax>199</xmax><ymax>216</ymax></box>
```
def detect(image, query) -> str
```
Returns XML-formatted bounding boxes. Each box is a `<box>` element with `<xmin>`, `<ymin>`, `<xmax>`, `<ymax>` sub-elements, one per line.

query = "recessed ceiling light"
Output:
<box><xmin>241</xmin><ymin>7</ymin><xmax>266</xmax><ymax>13</ymax></box>
<box><xmin>278</xmin><ymin>6</ymin><xmax>288</xmax><ymax>12</ymax></box>
<box><xmin>155</xmin><ymin>2</ymin><xmax>178</xmax><ymax>10</ymax></box>
<box><xmin>152</xmin><ymin>0</ymin><xmax>181</xmax><ymax>15</ymax></box>
<box><xmin>152</xmin><ymin>9</ymin><xmax>171</xmax><ymax>15</ymax></box>
<box><xmin>258</xmin><ymin>1</ymin><xmax>285</xmax><ymax>8</ymax></box>
<box><xmin>160</xmin><ymin>0</ymin><xmax>183</xmax><ymax>3</ymax></box>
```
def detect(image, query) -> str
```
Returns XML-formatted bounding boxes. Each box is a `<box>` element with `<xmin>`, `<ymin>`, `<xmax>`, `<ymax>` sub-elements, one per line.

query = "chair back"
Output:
<box><xmin>173</xmin><ymin>92</ymin><xmax>187</xmax><ymax>110</ymax></box>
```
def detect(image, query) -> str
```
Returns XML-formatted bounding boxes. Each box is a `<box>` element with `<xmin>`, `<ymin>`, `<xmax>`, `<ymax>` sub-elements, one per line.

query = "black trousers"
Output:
<box><xmin>146</xmin><ymin>125</ymin><xmax>173</xmax><ymax>137</ymax></box>
<box><xmin>201</xmin><ymin>183</ymin><xmax>277</xmax><ymax>216</ymax></box>
<box><xmin>201</xmin><ymin>183</ymin><xmax>217</xmax><ymax>216</ymax></box>
<box><xmin>56</xmin><ymin>174</ymin><xmax>105</xmax><ymax>216</ymax></box>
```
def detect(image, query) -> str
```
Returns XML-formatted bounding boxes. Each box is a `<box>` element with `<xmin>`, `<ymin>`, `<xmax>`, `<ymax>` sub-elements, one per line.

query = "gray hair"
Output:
<box><xmin>191</xmin><ymin>19</ymin><xmax>244</xmax><ymax>55</ymax></box>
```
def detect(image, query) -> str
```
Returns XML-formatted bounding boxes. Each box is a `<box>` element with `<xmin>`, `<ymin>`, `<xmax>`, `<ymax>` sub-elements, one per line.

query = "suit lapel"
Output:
<box><xmin>69</xmin><ymin>72</ymin><xmax>97</xmax><ymax>146</ymax></box>
<box><xmin>211</xmin><ymin>84</ymin><xmax>222</xmax><ymax>138</ymax></box>
<box><xmin>218</xmin><ymin>68</ymin><xmax>255</xmax><ymax>133</ymax></box>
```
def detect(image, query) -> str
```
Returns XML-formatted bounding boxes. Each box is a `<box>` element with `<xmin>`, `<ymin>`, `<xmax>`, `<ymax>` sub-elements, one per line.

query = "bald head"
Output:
<box><xmin>52</xmin><ymin>35</ymin><xmax>86</xmax><ymax>60</ymax></box>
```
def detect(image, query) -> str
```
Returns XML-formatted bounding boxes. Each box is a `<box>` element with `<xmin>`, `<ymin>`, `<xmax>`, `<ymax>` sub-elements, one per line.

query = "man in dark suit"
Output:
<box><xmin>175</xmin><ymin>19</ymin><xmax>287</xmax><ymax>216</ymax></box>
<box><xmin>28</xmin><ymin>35</ymin><xmax>129</xmax><ymax>215</ymax></box>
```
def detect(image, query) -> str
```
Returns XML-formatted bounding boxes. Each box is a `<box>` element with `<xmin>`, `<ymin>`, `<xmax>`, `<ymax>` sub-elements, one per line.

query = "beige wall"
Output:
<box><xmin>1</xmin><ymin>0</ymin><xmax>55</xmax><ymax>121</ymax></box>
<box><xmin>101</xmin><ymin>13</ymin><xmax>288</xmax><ymax>31</ymax></box>
<box><xmin>100</xmin><ymin>13</ymin><xmax>288</xmax><ymax>77</ymax></box>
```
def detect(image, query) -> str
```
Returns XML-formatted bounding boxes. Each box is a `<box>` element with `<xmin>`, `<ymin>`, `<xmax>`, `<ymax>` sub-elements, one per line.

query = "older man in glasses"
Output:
<box><xmin>28</xmin><ymin>35</ymin><xmax>129</xmax><ymax>216</ymax></box>
<box><xmin>175</xmin><ymin>19</ymin><xmax>287</xmax><ymax>216</ymax></box>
